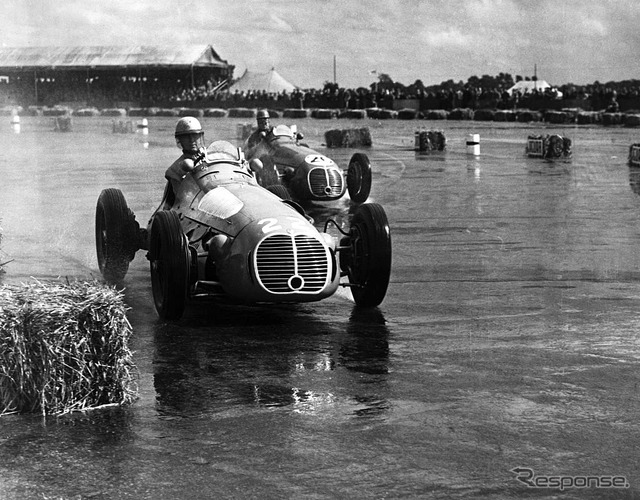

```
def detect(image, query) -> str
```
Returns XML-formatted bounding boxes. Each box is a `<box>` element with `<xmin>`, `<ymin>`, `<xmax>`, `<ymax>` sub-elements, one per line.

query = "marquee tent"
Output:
<box><xmin>507</xmin><ymin>80</ymin><xmax>552</xmax><ymax>95</ymax></box>
<box><xmin>229</xmin><ymin>68</ymin><xmax>297</xmax><ymax>93</ymax></box>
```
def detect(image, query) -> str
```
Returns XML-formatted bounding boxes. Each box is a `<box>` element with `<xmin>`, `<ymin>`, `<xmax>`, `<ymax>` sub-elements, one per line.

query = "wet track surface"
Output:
<box><xmin>1</xmin><ymin>116</ymin><xmax>640</xmax><ymax>498</ymax></box>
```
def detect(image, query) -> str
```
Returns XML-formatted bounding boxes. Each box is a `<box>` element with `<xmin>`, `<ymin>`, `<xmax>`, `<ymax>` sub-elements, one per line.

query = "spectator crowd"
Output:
<box><xmin>2</xmin><ymin>70</ymin><xmax>639</xmax><ymax>113</ymax></box>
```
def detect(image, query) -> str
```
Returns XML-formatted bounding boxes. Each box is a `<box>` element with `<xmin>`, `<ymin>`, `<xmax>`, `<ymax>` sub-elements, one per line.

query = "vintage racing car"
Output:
<box><xmin>95</xmin><ymin>141</ymin><xmax>391</xmax><ymax>320</ymax></box>
<box><xmin>243</xmin><ymin>124</ymin><xmax>372</xmax><ymax>204</ymax></box>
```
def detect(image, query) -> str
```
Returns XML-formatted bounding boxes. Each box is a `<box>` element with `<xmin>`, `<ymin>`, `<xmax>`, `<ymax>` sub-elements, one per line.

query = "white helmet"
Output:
<box><xmin>175</xmin><ymin>116</ymin><xmax>202</xmax><ymax>137</ymax></box>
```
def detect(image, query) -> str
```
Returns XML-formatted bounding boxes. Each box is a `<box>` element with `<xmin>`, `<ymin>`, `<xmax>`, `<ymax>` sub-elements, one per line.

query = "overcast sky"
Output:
<box><xmin>3</xmin><ymin>0</ymin><xmax>639</xmax><ymax>89</ymax></box>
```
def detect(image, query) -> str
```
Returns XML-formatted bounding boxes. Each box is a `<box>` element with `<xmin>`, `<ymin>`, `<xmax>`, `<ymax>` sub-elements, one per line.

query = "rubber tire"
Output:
<box><xmin>149</xmin><ymin>210</ymin><xmax>191</xmax><ymax>320</ymax></box>
<box><xmin>267</xmin><ymin>184</ymin><xmax>292</xmax><ymax>200</ymax></box>
<box><xmin>347</xmin><ymin>203</ymin><xmax>391</xmax><ymax>307</ymax></box>
<box><xmin>547</xmin><ymin>135</ymin><xmax>564</xmax><ymax>158</ymax></box>
<box><xmin>347</xmin><ymin>153</ymin><xmax>372</xmax><ymax>203</ymax></box>
<box><xmin>95</xmin><ymin>188</ymin><xmax>137</xmax><ymax>284</ymax></box>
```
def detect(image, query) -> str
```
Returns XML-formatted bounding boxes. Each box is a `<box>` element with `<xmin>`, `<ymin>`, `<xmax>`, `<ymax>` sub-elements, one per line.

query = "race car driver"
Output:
<box><xmin>245</xmin><ymin>109</ymin><xmax>272</xmax><ymax>150</ymax></box>
<box><xmin>162</xmin><ymin>116</ymin><xmax>207</xmax><ymax>208</ymax></box>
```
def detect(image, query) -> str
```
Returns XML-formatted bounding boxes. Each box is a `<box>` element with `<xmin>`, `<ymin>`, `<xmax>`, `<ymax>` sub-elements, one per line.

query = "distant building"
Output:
<box><xmin>0</xmin><ymin>45</ymin><xmax>234</xmax><ymax>107</ymax></box>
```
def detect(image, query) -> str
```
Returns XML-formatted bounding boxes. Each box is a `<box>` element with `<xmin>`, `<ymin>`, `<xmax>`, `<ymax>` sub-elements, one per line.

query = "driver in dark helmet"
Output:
<box><xmin>246</xmin><ymin>109</ymin><xmax>273</xmax><ymax>150</ymax></box>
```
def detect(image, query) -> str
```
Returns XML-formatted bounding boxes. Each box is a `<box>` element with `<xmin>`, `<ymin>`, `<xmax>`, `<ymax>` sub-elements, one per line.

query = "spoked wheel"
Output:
<box><xmin>149</xmin><ymin>210</ymin><xmax>191</xmax><ymax>320</ymax></box>
<box><xmin>347</xmin><ymin>153</ymin><xmax>372</xmax><ymax>203</ymax></box>
<box><xmin>95</xmin><ymin>188</ymin><xmax>138</xmax><ymax>284</ymax></box>
<box><xmin>344</xmin><ymin>203</ymin><xmax>391</xmax><ymax>307</ymax></box>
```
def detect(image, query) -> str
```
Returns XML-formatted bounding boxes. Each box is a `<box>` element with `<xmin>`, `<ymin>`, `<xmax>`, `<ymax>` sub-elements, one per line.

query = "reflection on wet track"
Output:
<box><xmin>1</xmin><ymin>116</ymin><xmax>640</xmax><ymax>498</ymax></box>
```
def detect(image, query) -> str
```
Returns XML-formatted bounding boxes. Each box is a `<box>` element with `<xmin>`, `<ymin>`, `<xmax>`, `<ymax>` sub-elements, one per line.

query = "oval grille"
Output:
<box><xmin>255</xmin><ymin>234</ymin><xmax>329</xmax><ymax>293</ymax></box>
<box><xmin>308</xmin><ymin>167</ymin><xmax>344</xmax><ymax>197</ymax></box>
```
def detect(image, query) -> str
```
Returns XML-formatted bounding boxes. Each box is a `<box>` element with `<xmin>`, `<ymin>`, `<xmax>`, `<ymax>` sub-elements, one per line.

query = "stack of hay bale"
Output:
<box><xmin>629</xmin><ymin>143</ymin><xmax>640</xmax><ymax>167</ymax></box>
<box><xmin>448</xmin><ymin>108</ymin><xmax>474</xmax><ymax>120</ymax></box>
<box><xmin>526</xmin><ymin>134</ymin><xmax>572</xmax><ymax>159</ymax></box>
<box><xmin>324</xmin><ymin>127</ymin><xmax>372</xmax><ymax>148</ymax></box>
<box><xmin>0</xmin><ymin>280</ymin><xmax>137</xmax><ymax>416</ymax></box>
<box><xmin>414</xmin><ymin>130</ymin><xmax>446</xmax><ymax>151</ymax></box>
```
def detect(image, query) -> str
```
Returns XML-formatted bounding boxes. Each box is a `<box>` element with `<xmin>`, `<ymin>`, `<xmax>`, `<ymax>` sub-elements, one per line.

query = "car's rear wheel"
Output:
<box><xmin>95</xmin><ymin>188</ymin><xmax>138</xmax><ymax>284</ymax></box>
<box><xmin>149</xmin><ymin>210</ymin><xmax>191</xmax><ymax>320</ymax></box>
<box><xmin>347</xmin><ymin>153</ymin><xmax>372</xmax><ymax>203</ymax></box>
<box><xmin>345</xmin><ymin>203</ymin><xmax>391</xmax><ymax>307</ymax></box>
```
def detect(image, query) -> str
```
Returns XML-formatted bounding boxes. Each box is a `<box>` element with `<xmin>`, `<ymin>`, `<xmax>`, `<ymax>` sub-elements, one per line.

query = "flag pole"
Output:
<box><xmin>333</xmin><ymin>55</ymin><xmax>336</xmax><ymax>84</ymax></box>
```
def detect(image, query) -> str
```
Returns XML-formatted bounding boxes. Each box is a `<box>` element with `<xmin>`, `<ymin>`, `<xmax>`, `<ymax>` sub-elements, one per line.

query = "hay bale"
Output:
<box><xmin>282</xmin><ymin>108</ymin><xmax>310</xmax><ymax>119</ymax></box>
<box><xmin>415</xmin><ymin>130</ymin><xmax>446</xmax><ymax>151</ymax></box>
<box><xmin>629</xmin><ymin>144</ymin><xmax>640</xmax><ymax>166</ymax></box>
<box><xmin>43</xmin><ymin>106</ymin><xmax>72</xmax><ymax>117</ymax></box>
<box><xmin>380</xmin><ymin>109</ymin><xmax>398</xmax><ymax>119</ymax></box>
<box><xmin>544</xmin><ymin>110</ymin><xmax>572</xmax><ymax>124</ymax></box>
<box><xmin>53</xmin><ymin>116</ymin><xmax>73</xmax><ymax>132</ymax></box>
<box><xmin>516</xmin><ymin>110</ymin><xmax>542</xmax><ymax>122</ymax></box>
<box><xmin>311</xmin><ymin>108</ymin><xmax>337</xmax><ymax>119</ymax></box>
<box><xmin>396</xmin><ymin>108</ymin><xmax>418</xmax><ymax>120</ymax></box>
<box><xmin>0</xmin><ymin>106</ymin><xmax>23</xmax><ymax>116</ymax></box>
<box><xmin>156</xmin><ymin>108</ymin><xmax>179</xmax><ymax>117</ymax></box>
<box><xmin>526</xmin><ymin>134</ymin><xmax>572</xmax><ymax>159</ymax></box>
<box><xmin>227</xmin><ymin>107</ymin><xmax>255</xmax><ymax>118</ymax></box>
<box><xmin>127</xmin><ymin>108</ymin><xmax>147</xmax><ymax>117</ymax></box>
<box><xmin>338</xmin><ymin>109</ymin><xmax>367</xmax><ymax>119</ymax></box>
<box><xmin>324</xmin><ymin>127</ymin><xmax>372</xmax><ymax>148</ymax></box>
<box><xmin>73</xmin><ymin>107</ymin><xmax>100</xmax><ymax>117</ymax></box>
<box><xmin>473</xmin><ymin>109</ymin><xmax>495</xmax><ymax>121</ymax></box>
<box><xmin>602</xmin><ymin>113</ymin><xmax>624</xmax><ymax>126</ymax></box>
<box><xmin>26</xmin><ymin>106</ymin><xmax>44</xmax><ymax>116</ymax></box>
<box><xmin>0</xmin><ymin>280</ymin><xmax>136</xmax><ymax>416</ymax></box>
<box><xmin>577</xmin><ymin>111</ymin><xmax>601</xmax><ymax>124</ymax></box>
<box><xmin>112</xmin><ymin>119</ymin><xmax>134</xmax><ymax>134</ymax></box>
<box><xmin>177</xmin><ymin>108</ymin><xmax>204</xmax><ymax>117</ymax></box>
<box><xmin>448</xmin><ymin>108</ymin><xmax>474</xmax><ymax>120</ymax></box>
<box><xmin>624</xmin><ymin>114</ymin><xmax>640</xmax><ymax>127</ymax></box>
<box><xmin>100</xmin><ymin>108</ymin><xmax>127</xmax><ymax>117</ymax></box>
<box><xmin>203</xmin><ymin>108</ymin><xmax>227</xmax><ymax>118</ymax></box>
<box><xmin>495</xmin><ymin>110</ymin><xmax>516</xmax><ymax>122</ymax></box>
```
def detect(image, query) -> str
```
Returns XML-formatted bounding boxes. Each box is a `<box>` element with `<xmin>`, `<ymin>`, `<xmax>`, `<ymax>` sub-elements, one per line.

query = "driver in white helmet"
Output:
<box><xmin>166</xmin><ymin>116</ymin><xmax>207</xmax><ymax>181</ymax></box>
<box><xmin>162</xmin><ymin>116</ymin><xmax>207</xmax><ymax>209</ymax></box>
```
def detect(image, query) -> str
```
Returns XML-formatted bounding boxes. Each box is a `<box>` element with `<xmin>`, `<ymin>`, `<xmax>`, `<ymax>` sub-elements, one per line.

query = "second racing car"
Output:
<box><xmin>243</xmin><ymin>123</ymin><xmax>373</xmax><ymax>204</ymax></box>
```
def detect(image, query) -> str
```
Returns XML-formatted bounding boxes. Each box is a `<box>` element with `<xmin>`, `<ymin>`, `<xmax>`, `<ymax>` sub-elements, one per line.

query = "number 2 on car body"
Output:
<box><xmin>258</xmin><ymin>217</ymin><xmax>307</xmax><ymax>233</ymax></box>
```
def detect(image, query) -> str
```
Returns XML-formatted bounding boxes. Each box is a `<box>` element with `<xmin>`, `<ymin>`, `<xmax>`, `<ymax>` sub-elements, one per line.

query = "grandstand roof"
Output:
<box><xmin>0</xmin><ymin>45</ymin><xmax>230</xmax><ymax>70</ymax></box>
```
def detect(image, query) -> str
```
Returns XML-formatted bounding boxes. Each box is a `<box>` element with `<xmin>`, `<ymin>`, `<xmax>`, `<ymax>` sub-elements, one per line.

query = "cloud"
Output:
<box><xmin>2</xmin><ymin>0</ymin><xmax>640</xmax><ymax>88</ymax></box>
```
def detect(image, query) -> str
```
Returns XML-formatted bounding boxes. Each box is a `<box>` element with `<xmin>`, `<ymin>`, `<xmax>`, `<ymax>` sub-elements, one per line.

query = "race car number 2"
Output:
<box><xmin>258</xmin><ymin>217</ymin><xmax>307</xmax><ymax>233</ymax></box>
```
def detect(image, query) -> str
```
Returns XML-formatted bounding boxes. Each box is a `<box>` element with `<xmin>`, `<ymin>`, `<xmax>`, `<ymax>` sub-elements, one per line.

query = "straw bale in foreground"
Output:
<box><xmin>0</xmin><ymin>280</ymin><xmax>137</xmax><ymax>415</ymax></box>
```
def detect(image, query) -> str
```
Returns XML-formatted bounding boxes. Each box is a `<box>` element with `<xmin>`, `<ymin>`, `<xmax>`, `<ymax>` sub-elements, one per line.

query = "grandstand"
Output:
<box><xmin>0</xmin><ymin>45</ymin><xmax>234</xmax><ymax>108</ymax></box>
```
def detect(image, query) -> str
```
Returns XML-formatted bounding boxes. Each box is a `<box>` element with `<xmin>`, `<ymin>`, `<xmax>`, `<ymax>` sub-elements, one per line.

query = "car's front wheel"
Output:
<box><xmin>95</xmin><ymin>188</ymin><xmax>138</xmax><ymax>284</ymax></box>
<box><xmin>345</xmin><ymin>203</ymin><xmax>391</xmax><ymax>307</ymax></box>
<box><xmin>347</xmin><ymin>153</ymin><xmax>372</xmax><ymax>203</ymax></box>
<box><xmin>149</xmin><ymin>210</ymin><xmax>191</xmax><ymax>320</ymax></box>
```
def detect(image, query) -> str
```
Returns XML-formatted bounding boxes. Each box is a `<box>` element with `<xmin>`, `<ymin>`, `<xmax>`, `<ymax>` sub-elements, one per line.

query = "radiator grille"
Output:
<box><xmin>255</xmin><ymin>234</ymin><xmax>329</xmax><ymax>293</ymax></box>
<box><xmin>308</xmin><ymin>167</ymin><xmax>344</xmax><ymax>197</ymax></box>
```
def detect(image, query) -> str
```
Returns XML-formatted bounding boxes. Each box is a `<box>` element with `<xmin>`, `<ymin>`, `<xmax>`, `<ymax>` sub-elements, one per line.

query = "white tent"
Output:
<box><xmin>507</xmin><ymin>80</ymin><xmax>551</xmax><ymax>95</ymax></box>
<box><xmin>229</xmin><ymin>68</ymin><xmax>298</xmax><ymax>93</ymax></box>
